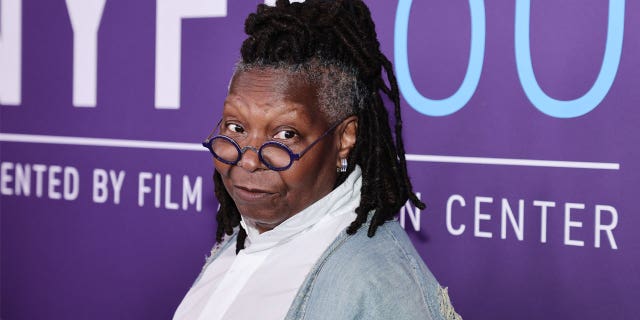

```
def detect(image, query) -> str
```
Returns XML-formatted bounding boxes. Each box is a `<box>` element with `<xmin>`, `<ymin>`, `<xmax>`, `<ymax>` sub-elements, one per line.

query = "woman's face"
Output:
<box><xmin>215</xmin><ymin>69</ymin><xmax>353</xmax><ymax>233</ymax></box>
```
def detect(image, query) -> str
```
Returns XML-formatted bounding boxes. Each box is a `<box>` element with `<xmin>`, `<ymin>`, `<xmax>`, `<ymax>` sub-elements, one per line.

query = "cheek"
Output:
<box><xmin>281</xmin><ymin>153</ymin><xmax>337</xmax><ymax>204</ymax></box>
<box><xmin>214</xmin><ymin>159</ymin><xmax>231</xmax><ymax>177</ymax></box>
<box><xmin>214</xmin><ymin>161</ymin><xmax>235</xmax><ymax>194</ymax></box>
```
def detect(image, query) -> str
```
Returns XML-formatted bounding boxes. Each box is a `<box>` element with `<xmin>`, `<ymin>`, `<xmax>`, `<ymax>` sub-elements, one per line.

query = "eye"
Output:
<box><xmin>225</xmin><ymin>123</ymin><xmax>245</xmax><ymax>134</ymax></box>
<box><xmin>273</xmin><ymin>129</ymin><xmax>297</xmax><ymax>140</ymax></box>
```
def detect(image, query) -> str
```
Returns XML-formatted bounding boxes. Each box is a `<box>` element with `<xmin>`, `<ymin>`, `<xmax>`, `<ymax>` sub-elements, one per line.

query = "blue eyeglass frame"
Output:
<box><xmin>202</xmin><ymin>120</ymin><xmax>343</xmax><ymax>171</ymax></box>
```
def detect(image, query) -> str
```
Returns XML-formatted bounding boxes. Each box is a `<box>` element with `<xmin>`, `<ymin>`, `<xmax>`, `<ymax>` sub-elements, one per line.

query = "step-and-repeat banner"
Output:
<box><xmin>2</xmin><ymin>1</ymin><xmax>638</xmax><ymax>319</ymax></box>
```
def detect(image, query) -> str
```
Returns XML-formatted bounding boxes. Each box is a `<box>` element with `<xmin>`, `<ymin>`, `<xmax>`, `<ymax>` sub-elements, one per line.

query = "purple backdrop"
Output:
<box><xmin>1</xmin><ymin>1</ymin><xmax>638</xmax><ymax>319</ymax></box>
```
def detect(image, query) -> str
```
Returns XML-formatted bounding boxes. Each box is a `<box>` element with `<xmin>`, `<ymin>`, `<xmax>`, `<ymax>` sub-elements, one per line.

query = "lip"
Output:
<box><xmin>233</xmin><ymin>185</ymin><xmax>277</xmax><ymax>202</ymax></box>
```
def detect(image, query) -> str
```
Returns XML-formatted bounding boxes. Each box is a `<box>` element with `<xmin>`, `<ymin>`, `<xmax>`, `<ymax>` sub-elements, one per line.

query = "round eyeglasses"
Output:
<box><xmin>202</xmin><ymin>120</ymin><xmax>342</xmax><ymax>171</ymax></box>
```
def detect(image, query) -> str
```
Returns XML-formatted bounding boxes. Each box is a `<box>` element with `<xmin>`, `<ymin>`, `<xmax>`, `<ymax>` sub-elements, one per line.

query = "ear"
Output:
<box><xmin>335</xmin><ymin>116</ymin><xmax>358</xmax><ymax>167</ymax></box>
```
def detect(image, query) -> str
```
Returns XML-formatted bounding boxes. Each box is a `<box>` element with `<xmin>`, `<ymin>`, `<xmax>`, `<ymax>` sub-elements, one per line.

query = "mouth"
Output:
<box><xmin>233</xmin><ymin>185</ymin><xmax>277</xmax><ymax>202</ymax></box>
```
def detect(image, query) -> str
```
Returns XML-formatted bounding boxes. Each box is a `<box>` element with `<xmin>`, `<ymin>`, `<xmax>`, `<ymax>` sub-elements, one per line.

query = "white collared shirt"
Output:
<box><xmin>173</xmin><ymin>167</ymin><xmax>362</xmax><ymax>320</ymax></box>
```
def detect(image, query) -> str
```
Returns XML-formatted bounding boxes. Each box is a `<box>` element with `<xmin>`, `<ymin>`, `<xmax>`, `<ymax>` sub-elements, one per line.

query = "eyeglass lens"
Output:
<box><xmin>211</xmin><ymin>137</ymin><xmax>292</xmax><ymax>169</ymax></box>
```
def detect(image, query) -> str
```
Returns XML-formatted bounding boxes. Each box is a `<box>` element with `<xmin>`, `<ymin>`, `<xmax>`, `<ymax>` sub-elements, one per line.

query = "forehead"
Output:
<box><xmin>225</xmin><ymin>69</ymin><xmax>322</xmax><ymax>120</ymax></box>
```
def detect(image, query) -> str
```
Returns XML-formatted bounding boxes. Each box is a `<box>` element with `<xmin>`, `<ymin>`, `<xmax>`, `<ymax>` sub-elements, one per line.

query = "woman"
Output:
<box><xmin>174</xmin><ymin>0</ymin><xmax>461</xmax><ymax>319</ymax></box>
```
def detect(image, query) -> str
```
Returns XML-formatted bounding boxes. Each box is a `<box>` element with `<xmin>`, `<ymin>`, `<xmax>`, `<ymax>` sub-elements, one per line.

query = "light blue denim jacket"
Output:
<box><xmin>194</xmin><ymin>220</ymin><xmax>461</xmax><ymax>320</ymax></box>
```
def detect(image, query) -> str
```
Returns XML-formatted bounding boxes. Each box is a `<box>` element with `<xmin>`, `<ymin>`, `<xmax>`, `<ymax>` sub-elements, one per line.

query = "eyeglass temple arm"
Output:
<box><xmin>203</xmin><ymin>119</ymin><xmax>224</xmax><ymax>144</ymax></box>
<box><xmin>296</xmin><ymin>120</ymin><xmax>342</xmax><ymax>159</ymax></box>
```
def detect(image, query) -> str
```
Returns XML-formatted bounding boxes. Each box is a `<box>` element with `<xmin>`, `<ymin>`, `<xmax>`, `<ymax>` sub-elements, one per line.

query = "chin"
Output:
<box><xmin>237</xmin><ymin>206</ymin><xmax>288</xmax><ymax>228</ymax></box>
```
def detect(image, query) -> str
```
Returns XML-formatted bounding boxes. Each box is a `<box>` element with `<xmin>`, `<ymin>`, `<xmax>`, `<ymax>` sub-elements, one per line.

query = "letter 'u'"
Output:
<box><xmin>515</xmin><ymin>0</ymin><xmax>625</xmax><ymax>118</ymax></box>
<box><xmin>394</xmin><ymin>0</ymin><xmax>485</xmax><ymax>116</ymax></box>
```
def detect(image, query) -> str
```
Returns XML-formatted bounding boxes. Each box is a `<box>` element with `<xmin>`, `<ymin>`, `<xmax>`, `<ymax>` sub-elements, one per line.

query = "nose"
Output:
<box><xmin>237</xmin><ymin>145</ymin><xmax>262</xmax><ymax>172</ymax></box>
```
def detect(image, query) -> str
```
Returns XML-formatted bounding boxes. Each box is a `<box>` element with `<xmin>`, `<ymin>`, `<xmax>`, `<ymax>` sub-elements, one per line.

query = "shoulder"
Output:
<box><xmin>288</xmin><ymin>220</ymin><xmax>459</xmax><ymax>320</ymax></box>
<box><xmin>326</xmin><ymin>221</ymin><xmax>432</xmax><ymax>277</ymax></box>
<box><xmin>329</xmin><ymin>220</ymin><xmax>434</xmax><ymax>278</ymax></box>
<box><xmin>324</xmin><ymin>221</ymin><xmax>442</xmax><ymax>305</ymax></box>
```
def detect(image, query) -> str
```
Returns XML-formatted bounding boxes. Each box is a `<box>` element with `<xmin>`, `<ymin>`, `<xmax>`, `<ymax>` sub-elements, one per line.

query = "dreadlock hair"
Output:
<box><xmin>214</xmin><ymin>0</ymin><xmax>425</xmax><ymax>253</ymax></box>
